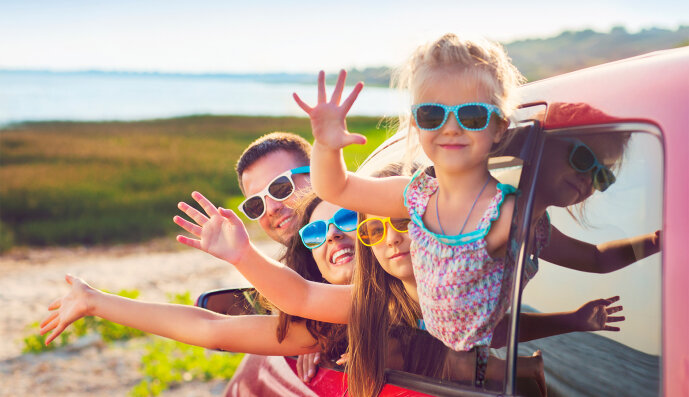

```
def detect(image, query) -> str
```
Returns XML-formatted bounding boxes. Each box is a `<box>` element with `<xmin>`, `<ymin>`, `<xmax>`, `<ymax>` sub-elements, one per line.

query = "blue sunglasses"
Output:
<box><xmin>412</xmin><ymin>102</ymin><xmax>504</xmax><ymax>131</ymax></box>
<box><xmin>299</xmin><ymin>208</ymin><xmax>358</xmax><ymax>249</ymax></box>
<box><xmin>565</xmin><ymin>138</ymin><xmax>616</xmax><ymax>192</ymax></box>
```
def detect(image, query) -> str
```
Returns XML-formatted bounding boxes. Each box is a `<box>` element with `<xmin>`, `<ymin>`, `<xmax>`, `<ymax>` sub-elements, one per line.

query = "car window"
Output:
<box><xmin>515</xmin><ymin>128</ymin><xmax>663</xmax><ymax>397</ymax></box>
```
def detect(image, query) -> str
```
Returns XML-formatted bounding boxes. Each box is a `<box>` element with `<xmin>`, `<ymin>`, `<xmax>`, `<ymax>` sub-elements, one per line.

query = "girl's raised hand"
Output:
<box><xmin>40</xmin><ymin>274</ymin><xmax>93</xmax><ymax>345</ymax></box>
<box><xmin>574</xmin><ymin>296</ymin><xmax>625</xmax><ymax>332</ymax></box>
<box><xmin>174</xmin><ymin>191</ymin><xmax>250</xmax><ymax>264</ymax></box>
<box><xmin>293</xmin><ymin>70</ymin><xmax>367</xmax><ymax>150</ymax></box>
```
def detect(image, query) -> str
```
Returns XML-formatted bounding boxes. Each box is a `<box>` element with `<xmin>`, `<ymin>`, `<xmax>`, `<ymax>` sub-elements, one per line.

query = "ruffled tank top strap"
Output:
<box><xmin>475</xmin><ymin>183</ymin><xmax>517</xmax><ymax>232</ymax></box>
<box><xmin>403</xmin><ymin>167</ymin><xmax>438</xmax><ymax>222</ymax></box>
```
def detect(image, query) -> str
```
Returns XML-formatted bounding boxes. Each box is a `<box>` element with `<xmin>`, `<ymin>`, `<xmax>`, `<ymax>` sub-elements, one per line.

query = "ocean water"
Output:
<box><xmin>0</xmin><ymin>71</ymin><xmax>407</xmax><ymax>125</ymax></box>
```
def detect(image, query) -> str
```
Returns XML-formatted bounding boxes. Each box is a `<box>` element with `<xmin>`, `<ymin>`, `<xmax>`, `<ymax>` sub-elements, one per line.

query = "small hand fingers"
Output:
<box><xmin>605</xmin><ymin>296</ymin><xmax>620</xmax><ymax>304</ymax></box>
<box><xmin>47</xmin><ymin>298</ymin><xmax>62</xmax><ymax>311</ymax></box>
<box><xmin>191</xmin><ymin>191</ymin><xmax>220</xmax><ymax>217</ymax></box>
<box><xmin>317</xmin><ymin>71</ymin><xmax>326</xmax><ymax>103</ymax></box>
<box><xmin>173</xmin><ymin>215</ymin><xmax>202</xmax><ymax>237</ymax></box>
<box><xmin>40</xmin><ymin>311</ymin><xmax>59</xmax><ymax>328</ymax></box>
<box><xmin>178</xmin><ymin>202</ymin><xmax>209</xmax><ymax>226</ymax></box>
<box><xmin>40</xmin><ymin>316</ymin><xmax>59</xmax><ymax>335</ymax></box>
<box><xmin>293</xmin><ymin>93</ymin><xmax>313</xmax><ymax>113</ymax></box>
<box><xmin>219</xmin><ymin>207</ymin><xmax>243</xmax><ymax>226</ymax></box>
<box><xmin>606</xmin><ymin>305</ymin><xmax>623</xmax><ymax>314</ymax></box>
<box><xmin>606</xmin><ymin>316</ymin><xmax>625</xmax><ymax>323</ymax></box>
<box><xmin>176</xmin><ymin>235</ymin><xmax>202</xmax><ymax>250</ymax></box>
<box><xmin>44</xmin><ymin>324</ymin><xmax>66</xmax><ymax>345</ymax></box>
<box><xmin>330</xmin><ymin>69</ymin><xmax>346</xmax><ymax>104</ymax></box>
<box><xmin>313</xmin><ymin>352</ymin><xmax>320</xmax><ymax>365</ymax></box>
<box><xmin>341</xmin><ymin>82</ymin><xmax>363</xmax><ymax>113</ymax></box>
<box><xmin>344</xmin><ymin>133</ymin><xmax>367</xmax><ymax>146</ymax></box>
<box><xmin>603</xmin><ymin>325</ymin><xmax>621</xmax><ymax>331</ymax></box>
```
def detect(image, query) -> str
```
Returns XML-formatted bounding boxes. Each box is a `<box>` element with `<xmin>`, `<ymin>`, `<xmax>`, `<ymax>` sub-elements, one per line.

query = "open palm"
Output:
<box><xmin>40</xmin><ymin>274</ymin><xmax>92</xmax><ymax>345</ymax></box>
<box><xmin>174</xmin><ymin>191</ymin><xmax>250</xmax><ymax>264</ymax></box>
<box><xmin>575</xmin><ymin>296</ymin><xmax>625</xmax><ymax>332</ymax></box>
<box><xmin>293</xmin><ymin>70</ymin><xmax>367</xmax><ymax>150</ymax></box>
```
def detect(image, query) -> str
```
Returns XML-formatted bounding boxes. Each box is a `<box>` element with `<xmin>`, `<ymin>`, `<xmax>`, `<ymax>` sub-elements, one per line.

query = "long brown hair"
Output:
<box><xmin>346</xmin><ymin>162</ymin><xmax>431</xmax><ymax>397</ymax></box>
<box><xmin>274</xmin><ymin>191</ymin><xmax>347</xmax><ymax>360</ymax></box>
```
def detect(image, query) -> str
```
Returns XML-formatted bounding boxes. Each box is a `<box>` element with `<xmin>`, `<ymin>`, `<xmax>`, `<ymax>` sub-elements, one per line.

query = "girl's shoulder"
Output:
<box><xmin>403</xmin><ymin>166</ymin><xmax>437</xmax><ymax>207</ymax></box>
<box><xmin>483</xmin><ymin>187</ymin><xmax>517</xmax><ymax>256</ymax></box>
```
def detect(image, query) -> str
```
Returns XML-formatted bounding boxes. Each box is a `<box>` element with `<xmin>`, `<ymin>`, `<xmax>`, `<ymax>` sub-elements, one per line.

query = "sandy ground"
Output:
<box><xmin>0</xmin><ymin>237</ymin><xmax>282</xmax><ymax>397</ymax></box>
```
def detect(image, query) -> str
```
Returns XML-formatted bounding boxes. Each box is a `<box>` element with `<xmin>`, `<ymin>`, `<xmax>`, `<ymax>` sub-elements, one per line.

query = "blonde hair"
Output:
<box><xmin>392</xmin><ymin>33</ymin><xmax>526</xmax><ymax>171</ymax></box>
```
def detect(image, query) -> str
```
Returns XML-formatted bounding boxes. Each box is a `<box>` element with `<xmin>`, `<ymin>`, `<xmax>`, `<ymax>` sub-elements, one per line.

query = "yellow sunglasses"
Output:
<box><xmin>357</xmin><ymin>217</ymin><xmax>410</xmax><ymax>246</ymax></box>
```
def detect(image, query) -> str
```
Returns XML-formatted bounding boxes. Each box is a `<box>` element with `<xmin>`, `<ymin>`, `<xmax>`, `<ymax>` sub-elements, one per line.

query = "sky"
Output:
<box><xmin>1</xmin><ymin>0</ymin><xmax>687</xmax><ymax>74</ymax></box>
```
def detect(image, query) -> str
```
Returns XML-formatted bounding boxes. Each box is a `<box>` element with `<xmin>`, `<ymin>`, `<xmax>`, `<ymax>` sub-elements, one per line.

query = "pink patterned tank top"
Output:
<box><xmin>403</xmin><ymin>168</ymin><xmax>517</xmax><ymax>351</ymax></box>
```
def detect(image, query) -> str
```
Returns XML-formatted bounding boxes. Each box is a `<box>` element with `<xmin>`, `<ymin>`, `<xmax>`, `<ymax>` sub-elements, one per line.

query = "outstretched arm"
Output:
<box><xmin>490</xmin><ymin>296</ymin><xmax>624</xmax><ymax>348</ymax></box>
<box><xmin>40</xmin><ymin>275</ymin><xmax>320</xmax><ymax>355</ymax></box>
<box><xmin>174</xmin><ymin>191</ymin><xmax>351</xmax><ymax>324</ymax></box>
<box><xmin>293</xmin><ymin>70</ymin><xmax>408</xmax><ymax>218</ymax></box>
<box><xmin>540</xmin><ymin>226</ymin><xmax>661</xmax><ymax>273</ymax></box>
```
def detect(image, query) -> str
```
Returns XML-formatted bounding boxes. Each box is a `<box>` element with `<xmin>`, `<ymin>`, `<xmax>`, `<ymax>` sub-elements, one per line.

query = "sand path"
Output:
<box><xmin>0</xmin><ymin>239</ymin><xmax>281</xmax><ymax>397</ymax></box>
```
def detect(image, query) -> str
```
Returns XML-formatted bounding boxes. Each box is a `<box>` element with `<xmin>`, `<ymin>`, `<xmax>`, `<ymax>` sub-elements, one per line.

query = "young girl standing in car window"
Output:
<box><xmin>293</xmin><ymin>33</ymin><xmax>525</xmax><ymax>385</ymax></box>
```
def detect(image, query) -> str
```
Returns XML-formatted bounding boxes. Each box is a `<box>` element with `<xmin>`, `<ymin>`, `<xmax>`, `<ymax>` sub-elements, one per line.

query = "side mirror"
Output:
<box><xmin>196</xmin><ymin>288</ymin><xmax>267</xmax><ymax>315</ymax></box>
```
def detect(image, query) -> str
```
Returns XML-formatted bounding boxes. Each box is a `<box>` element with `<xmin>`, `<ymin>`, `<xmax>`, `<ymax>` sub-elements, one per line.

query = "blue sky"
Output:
<box><xmin>1</xmin><ymin>0</ymin><xmax>687</xmax><ymax>73</ymax></box>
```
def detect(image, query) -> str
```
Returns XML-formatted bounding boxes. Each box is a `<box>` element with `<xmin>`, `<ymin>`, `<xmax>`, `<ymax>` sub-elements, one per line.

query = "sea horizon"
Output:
<box><xmin>0</xmin><ymin>70</ymin><xmax>405</xmax><ymax>127</ymax></box>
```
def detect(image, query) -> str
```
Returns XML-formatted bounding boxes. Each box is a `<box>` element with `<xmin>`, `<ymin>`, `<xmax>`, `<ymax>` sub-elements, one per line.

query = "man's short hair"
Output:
<box><xmin>236</xmin><ymin>132</ymin><xmax>312</xmax><ymax>192</ymax></box>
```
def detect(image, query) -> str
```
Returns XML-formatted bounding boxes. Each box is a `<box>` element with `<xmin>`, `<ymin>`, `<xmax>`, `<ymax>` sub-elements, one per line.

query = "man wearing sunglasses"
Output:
<box><xmin>236</xmin><ymin>132</ymin><xmax>312</xmax><ymax>245</ymax></box>
<box><xmin>227</xmin><ymin>132</ymin><xmax>318</xmax><ymax>396</ymax></box>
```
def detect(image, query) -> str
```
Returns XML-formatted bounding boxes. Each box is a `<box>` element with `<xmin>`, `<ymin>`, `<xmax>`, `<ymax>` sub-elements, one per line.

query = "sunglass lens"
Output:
<box><xmin>415</xmin><ymin>105</ymin><xmax>445</xmax><ymax>130</ymax></box>
<box><xmin>457</xmin><ymin>105</ymin><xmax>489</xmax><ymax>130</ymax></box>
<box><xmin>390</xmin><ymin>218</ymin><xmax>410</xmax><ymax>233</ymax></box>
<box><xmin>334</xmin><ymin>209</ymin><xmax>358</xmax><ymax>232</ymax></box>
<box><xmin>593</xmin><ymin>167</ymin><xmax>616</xmax><ymax>192</ymax></box>
<box><xmin>570</xmin><ymin>145</ymin><xmax>595</xmax><ymax>172</ymax></box>
<box><xmin>359</xmin><ymin>219</ymin><xmax>385</xmax><ymax>245</ymax></box>
<box><xmin>267</xmin><ymin>176</ymin><xmax>294</xmax><ymax>200</ymax></box>
<box><xmin>301</xmin><ymin>221</ymin><xmax>327</xmax><ymax>249</ymax></box>
<box><xmin>242</xmin><ymin>196</ymin><xmax>265</xmax><ymax>219</ymax></box>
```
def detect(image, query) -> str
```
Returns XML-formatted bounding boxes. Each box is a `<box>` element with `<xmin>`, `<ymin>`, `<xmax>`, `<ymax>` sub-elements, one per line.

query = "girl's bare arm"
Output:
<box><xmin>540</xmin><ymin>226</ymin><xmax>660</xmax><ymax>273</ymax></box>
<box><xmin>41</xmin><ymin>275</ymin><xmax>321</xmax><ymax>355</ymax></box>
<box><xmin>175</xmin><ymin>191</ymin><xmax>352</xmax><ymax>324</ymax></box>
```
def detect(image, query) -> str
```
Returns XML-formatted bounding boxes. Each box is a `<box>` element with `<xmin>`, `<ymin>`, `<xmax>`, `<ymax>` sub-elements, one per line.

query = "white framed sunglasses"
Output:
<box><xmin>238</xmin><ymin>166</ymin><xmax>310</xmax><ymax>220</ymax></box>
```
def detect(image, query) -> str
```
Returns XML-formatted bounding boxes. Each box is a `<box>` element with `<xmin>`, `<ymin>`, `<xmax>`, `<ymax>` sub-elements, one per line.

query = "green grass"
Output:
<box><xmin>0</xmin><ymin>115</ymin><xmax>393</xmax><ymax>250</ymax></box>
<box><xmin>23</xmin><ymin>289</ymin><xmax>245</xmax><ymax>397</ymax></box>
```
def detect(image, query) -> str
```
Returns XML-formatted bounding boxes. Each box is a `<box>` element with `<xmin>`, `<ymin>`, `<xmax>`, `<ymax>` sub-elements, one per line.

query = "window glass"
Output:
<box><xmin>517</xmin><ymin>131</ymin><xmax>662</xmax><ymax>396</ymax></box>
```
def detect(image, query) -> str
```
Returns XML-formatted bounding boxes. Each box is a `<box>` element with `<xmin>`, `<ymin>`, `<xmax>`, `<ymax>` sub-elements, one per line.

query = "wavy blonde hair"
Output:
<box><xmin>391</xmin><ymin>33</ymin><xmax>526</xmax><ymax>171</ymax></box>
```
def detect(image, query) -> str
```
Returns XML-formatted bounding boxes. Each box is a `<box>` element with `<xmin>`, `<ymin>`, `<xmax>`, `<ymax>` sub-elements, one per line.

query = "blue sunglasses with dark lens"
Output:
<box><xmin>412</xmin><ymin>102</ymin><xmax>504</xmax><ymax>131</ymax></box>
<box><xmin>299</xmin><ymin>208</ymin><xmax>358</xmax><ymax>249</ymax></box>
<box><xmin>565</xmin><ymin>138</ymin><xmax>616</xmax><ymax>192</ymax></box>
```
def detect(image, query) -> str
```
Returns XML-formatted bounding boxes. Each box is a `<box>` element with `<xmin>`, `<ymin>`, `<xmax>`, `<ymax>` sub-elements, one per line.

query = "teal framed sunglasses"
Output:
<box><xmin>299</xmin><ymin>208</ymin><xmax>358</xmax><ymax>249</ymax></box>
<box><xmin>411</xmin><ymin>102</ymin><xmax>504</xmax><ymax>131</ymax></box>
<box><xmin>566</xmin><ymin>139</ymin><xmax>616</xmax><ymax>192</ymax></box>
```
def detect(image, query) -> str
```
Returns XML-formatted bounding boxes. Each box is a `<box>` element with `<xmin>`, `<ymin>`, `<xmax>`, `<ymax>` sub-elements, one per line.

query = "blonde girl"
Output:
<box><xmin>293</xmin><ymin>33</ymin><xmax>526</xmax><ymax>384</ymax></box>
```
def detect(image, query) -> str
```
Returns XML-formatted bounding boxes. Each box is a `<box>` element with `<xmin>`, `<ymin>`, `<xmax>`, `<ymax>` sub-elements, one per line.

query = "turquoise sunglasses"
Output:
<box><xmin>565</xmin><ymin>138</ymin><xmax>616</xmax><ymax>192</ymax></box>
<box><xmin>412</xmin><ymin>102</ymin><xmax>504</xmax><ymax>131</ymax></box>
<box><xmin>299</xmin><ymin>208</ymin><xmax>358</xmax><ymax>249</ymax></box>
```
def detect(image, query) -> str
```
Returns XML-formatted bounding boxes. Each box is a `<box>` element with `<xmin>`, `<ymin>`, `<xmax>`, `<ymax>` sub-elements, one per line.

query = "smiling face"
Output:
<box><xmin>240</xmin><ymin>149</ymin><xmax>310</xmax><ymax>245</ymax></box>
<box><xmin>365</xmin><ymin>215</ymin><xmax>415</xmax><ymax>283</ymax></box>
<box><xmin>309</xmin><ymin>201</ymin><xmax>356</xmax><ymax>285</ymax></box>
<box><xmin>413</xmin><ymin>69</ymin><xmax>507</xmax><ymax>175</ymax></box>
<box><xmin>538</xmin><ymin>135</ymin><xmax>625</xmax><ymax>208</ymax></box>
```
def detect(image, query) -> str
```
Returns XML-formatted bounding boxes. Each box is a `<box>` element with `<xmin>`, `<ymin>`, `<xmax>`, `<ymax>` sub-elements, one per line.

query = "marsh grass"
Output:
<box><xmin>0</xmin><ymin>115</ymin><xmax>391</xmax><ymax>249</ymax></box>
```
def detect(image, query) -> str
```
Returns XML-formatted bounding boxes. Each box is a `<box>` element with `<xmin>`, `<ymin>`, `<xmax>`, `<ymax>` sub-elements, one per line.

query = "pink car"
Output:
<box><xmin>199</xmin><ymin>46</ymin><xmax>688</xmax><ymax>396</ymax></box>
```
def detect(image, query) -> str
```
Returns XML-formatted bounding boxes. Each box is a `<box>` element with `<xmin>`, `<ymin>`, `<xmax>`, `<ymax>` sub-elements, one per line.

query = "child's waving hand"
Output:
<box><xmin>174</xmin><ymin>191</ymin><xmax>251</xmax><ymax>264</ymax></box>
<box><xmin>293</xmin><ymin>70</ymin><xmax>367</xmax><ymax>150</ymax></box>
<box><xmin>40</xmin><ymin>274</ymin><xmax>93</xmax><ymax>345</ymax></box>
